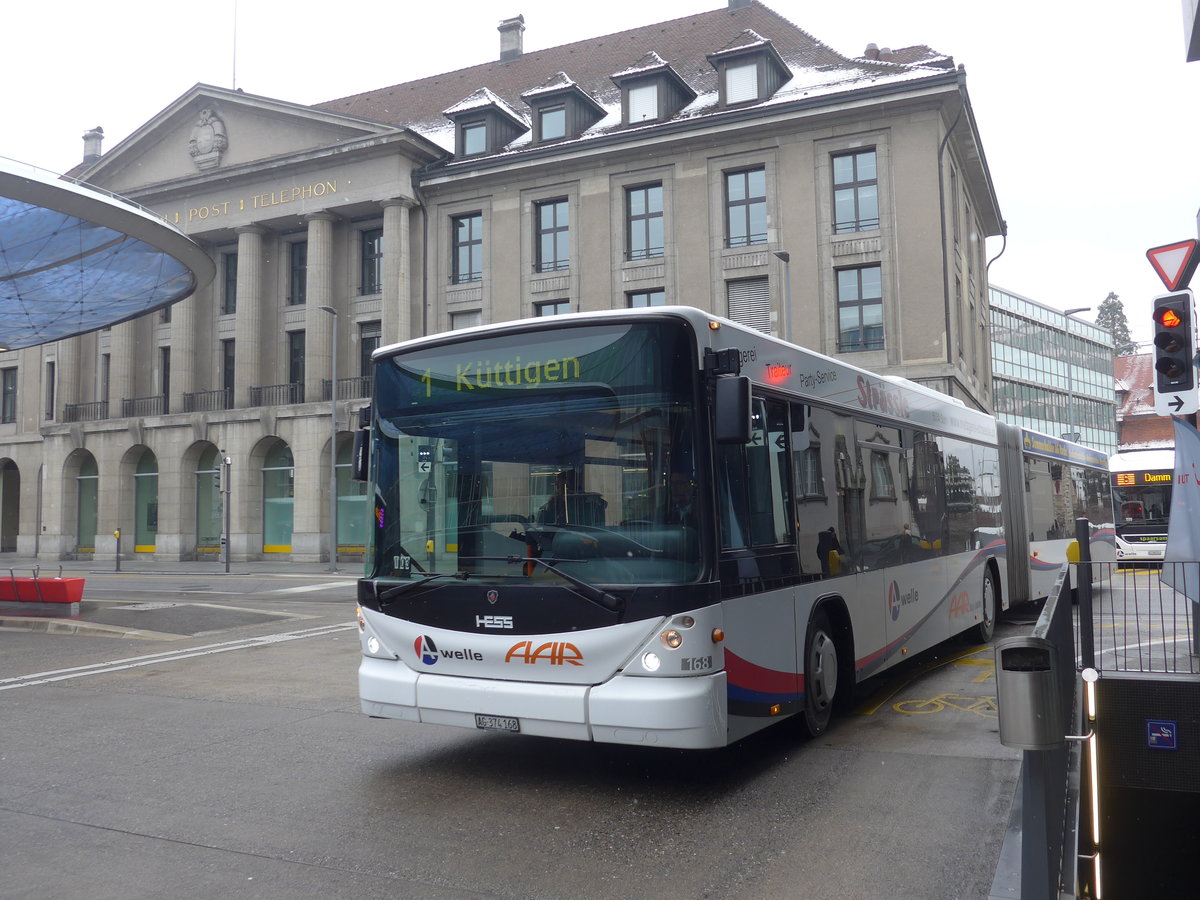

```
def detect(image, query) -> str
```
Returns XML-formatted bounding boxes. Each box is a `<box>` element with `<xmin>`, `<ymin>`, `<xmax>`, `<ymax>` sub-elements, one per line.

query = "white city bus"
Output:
<box><xmin>353</xmin><ymin>307</ymin><xmax>1094</xmax><ymax>749</ymax></box>
<box><xmin>1110</xmin><ymin>448</ymin><xmax>1174</xmax><ymax>566</ymax></box>
<box><xmin>1014</xmin><ymin>428</ymin><xmax>1116</xmax><ymax>599</ymax></box>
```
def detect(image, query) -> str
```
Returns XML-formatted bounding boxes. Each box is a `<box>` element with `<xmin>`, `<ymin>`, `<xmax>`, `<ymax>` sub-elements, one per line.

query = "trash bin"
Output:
<box><xmin>994</xmin><ymin>636</ymin><xmax>1064</xmax><ymax>750</ymax></box>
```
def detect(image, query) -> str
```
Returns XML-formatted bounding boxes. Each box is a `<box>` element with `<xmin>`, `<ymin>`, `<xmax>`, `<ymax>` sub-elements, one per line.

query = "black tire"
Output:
<box><xmin>967</xmin><ymin>567</ymin><xmax>997</xmax><ymax>643</ymax></box>
<box><xmin>802</xmin><ymin>608</ymin><xmax>839</xmax><ymax>738</ymax></box>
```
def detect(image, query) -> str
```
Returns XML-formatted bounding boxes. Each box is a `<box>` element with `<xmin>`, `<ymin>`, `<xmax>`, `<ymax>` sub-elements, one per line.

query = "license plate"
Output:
<box><xmin>475</xmin><ymin>713</ymin><xmax>520</xmax><ymax>733</ymax></box>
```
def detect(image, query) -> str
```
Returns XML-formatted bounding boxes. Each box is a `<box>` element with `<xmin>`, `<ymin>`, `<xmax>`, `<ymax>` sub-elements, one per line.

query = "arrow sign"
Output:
<box><xmin>1169</xmin><ymin>395</ymin><xmax>1186</xmax><ymax>413</ymax></box>
<box><xmin>1147</xmin><ymin>239</ymin><xmax>1200</xmax><ymax>291</ymax></box>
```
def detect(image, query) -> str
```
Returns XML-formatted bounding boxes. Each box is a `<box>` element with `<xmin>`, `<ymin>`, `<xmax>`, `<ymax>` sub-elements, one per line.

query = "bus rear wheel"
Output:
<box><xmin>802</xmin><ymin>609</ymin><xmax>838</xmax><ymax>738</ymax></box>
<box><xmin>967</xmin><ymin>568</ymin><xmax>997</xmax><ymax>644</ymax></box>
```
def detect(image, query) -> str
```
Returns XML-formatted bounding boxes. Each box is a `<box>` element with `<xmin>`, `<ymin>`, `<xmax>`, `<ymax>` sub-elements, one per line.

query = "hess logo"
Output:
<box><xmin>505</xmin><ymin>641</ymin><xmax>584</xmax><ymax>666</ymax></box>
<box><xmin>413</xmin><ymin>635</ymin><xmax>482</xmax><ymax>666</ymax></box>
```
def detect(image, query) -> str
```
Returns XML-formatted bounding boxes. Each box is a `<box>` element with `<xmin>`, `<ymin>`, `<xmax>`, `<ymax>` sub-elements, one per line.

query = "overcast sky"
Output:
<box><xmin>6</xmin><ymin>0</ymin><xmax>1198</xmax><ymax>345</ymax></box>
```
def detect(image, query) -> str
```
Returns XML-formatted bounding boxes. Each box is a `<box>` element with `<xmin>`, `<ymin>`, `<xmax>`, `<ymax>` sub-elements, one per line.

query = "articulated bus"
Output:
<box><xmin>1110</xmin><ymin>448</ymin><xmax>1174</xmax><ymax>566</ymax></box>
<box><xmin>1014</xmin><ymin>428</ymin><xmax>1116</xmax><ymax>599</ymax></box>
<box><xmin>353</xmin><ymin>307</ymin><xmax>1106</xmax><ymax>749</ymax></box>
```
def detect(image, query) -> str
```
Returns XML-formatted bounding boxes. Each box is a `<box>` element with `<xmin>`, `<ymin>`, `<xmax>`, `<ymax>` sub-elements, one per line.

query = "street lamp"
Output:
<box><xmin>1062</xmin><ymin>307</ymin><xmax>1091</xmax><ymax>442</ymax></box>
<box><xmin>773</xmin><ymin>250</ymin><xmax>792</xmax><ymax>343</ymax></box>
<box><xmin>318</xmin><ymin>305</ymin><xmax>338</xmax><ymax>572</ymax></box>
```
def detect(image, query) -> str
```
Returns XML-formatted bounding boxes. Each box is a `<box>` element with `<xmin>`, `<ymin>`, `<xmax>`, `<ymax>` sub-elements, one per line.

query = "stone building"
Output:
<box><xmin>0</xmin><ymin>1</ymin><xmax>1002</xmax><ymax>562</ymax></box>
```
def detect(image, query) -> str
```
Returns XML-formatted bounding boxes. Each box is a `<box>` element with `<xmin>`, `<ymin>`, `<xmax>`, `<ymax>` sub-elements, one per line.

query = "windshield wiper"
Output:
<box><xmin>462</xmin><ymin>555</ymin><xmax>624</xmax><ymax>613</ymax></box>
<box><xmin>378</xmin><ymin>571</ymin><xmax>469</xmax><ymax>605</ymax></box>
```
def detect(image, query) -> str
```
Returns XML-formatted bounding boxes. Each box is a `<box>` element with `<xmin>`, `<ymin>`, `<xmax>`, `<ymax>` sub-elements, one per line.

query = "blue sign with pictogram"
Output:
<box><xmin>1146</xmin><ymin>719</ymin><xmax>1178</xmax><ymax>751</ymax></box>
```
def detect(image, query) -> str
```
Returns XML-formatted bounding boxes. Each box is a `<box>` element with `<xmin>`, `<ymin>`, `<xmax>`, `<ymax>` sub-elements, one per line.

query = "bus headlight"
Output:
<box><xmin>660</xmin><ymin>629</ymin><xmax>684</xmax><ymax>649</ymax></box>
<box><xmin>366</xmin><ymin>635</ymin><xmax>381</xmax><ymax>655</ymax></box>
<box><xmin>642</xmin><ymin>652</ymin><xmax>662</xmax><ymax>671</ymax></box>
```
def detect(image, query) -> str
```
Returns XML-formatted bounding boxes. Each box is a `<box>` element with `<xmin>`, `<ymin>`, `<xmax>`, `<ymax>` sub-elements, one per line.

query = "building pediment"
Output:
<box><xmin>79</xmin><ymin>84</ymin><xmax>402</xmax><ymax>194</ymax></box>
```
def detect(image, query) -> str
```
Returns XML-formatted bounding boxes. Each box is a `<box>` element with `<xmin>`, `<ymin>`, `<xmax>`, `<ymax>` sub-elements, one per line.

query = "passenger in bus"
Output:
<box><xmin>817</xmin><ymin>526</ymin><xmax>842</xmax><ymax>576</ymax></box>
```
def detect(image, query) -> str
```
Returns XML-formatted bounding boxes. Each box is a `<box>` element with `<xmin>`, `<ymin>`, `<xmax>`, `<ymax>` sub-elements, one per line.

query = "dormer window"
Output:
<box><xmin>444</xmin><ymin>88</ymin><xmax>529</xmax><ymax>158</ymax></box>
<box><xmin>725</xmin><ymin>61</ymin><xmax>759</xmax><ymax>104</ymax></box>
<box><xmin>629</xmin><ymin>84</ymin><xmax>659</xmax><ymax>122</ymax></box>
<box><xmin>522</xmin><ymin>73</ymin><xmax>606</xmax><ymax>144</ymax></box>
<box><xmin>540</xmin><ymin>106</ymin><xmax>566</xmax><ymax>141</ymax></box>
<box><xmin>611</xmin><ymin>52</ymin><xmax>696</xmax><ymax>128</ymax></box>
<box><xmin>708</xmin><ymin>30</ymin><xmax>790</xmax><ymax>108</ymax></box>
<box><xmin>462</xmin><ymin>121</ymin><xmax>487</xmax><ymax>156</ymax></box>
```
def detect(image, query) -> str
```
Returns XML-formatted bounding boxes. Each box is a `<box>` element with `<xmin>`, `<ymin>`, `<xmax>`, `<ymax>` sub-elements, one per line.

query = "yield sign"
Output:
<box><xmin>1147</xmin><ymin>239</ymin><xmax>1200</xmax><ymax>291</ymax></box>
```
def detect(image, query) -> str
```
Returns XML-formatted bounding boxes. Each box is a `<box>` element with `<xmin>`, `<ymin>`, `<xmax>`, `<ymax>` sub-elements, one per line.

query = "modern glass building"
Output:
<box><xmin>989</xmin><ymin>286</ymin><xmax>1118</xmax><ymax>455</ymax></box>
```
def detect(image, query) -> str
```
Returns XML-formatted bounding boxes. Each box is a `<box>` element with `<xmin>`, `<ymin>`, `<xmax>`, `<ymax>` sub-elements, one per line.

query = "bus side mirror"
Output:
<box><xmin>351</xmin><ymin>405</ymin><xmax>371</xmax><ymax>482</ymax></box>
<box><xmin>714</xmin><ymin>376</ymin><xmax>751</xmax><ymax>444</ymax></box>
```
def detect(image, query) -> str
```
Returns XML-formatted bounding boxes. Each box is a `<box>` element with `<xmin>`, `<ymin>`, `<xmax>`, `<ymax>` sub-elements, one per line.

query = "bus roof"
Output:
<box><xmin>1110</xmin><ymin>448</ymin><xmax>1175</xmax><ymax>472</ymax></box>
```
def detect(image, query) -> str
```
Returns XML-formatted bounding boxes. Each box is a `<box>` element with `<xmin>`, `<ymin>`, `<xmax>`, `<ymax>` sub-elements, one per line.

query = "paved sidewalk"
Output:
<box><xmin>0</xmin><ymin>554</ymin><xmax>361</xmax><ymax>579</ymax></box>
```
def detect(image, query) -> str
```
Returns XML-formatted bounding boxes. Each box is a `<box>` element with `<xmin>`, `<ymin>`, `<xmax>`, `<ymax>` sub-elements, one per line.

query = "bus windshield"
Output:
<box><xmin>368</xmin><ymin>320</ymin><xmax>702</xmax><ymax>587</ymax></box>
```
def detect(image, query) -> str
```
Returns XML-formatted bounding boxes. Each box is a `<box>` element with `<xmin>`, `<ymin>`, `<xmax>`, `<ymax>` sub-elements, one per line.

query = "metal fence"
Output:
<box><xmin>1080</xmin><ymin>562</ymin><xmax>1200</xmax><ymax>675</ymax></box>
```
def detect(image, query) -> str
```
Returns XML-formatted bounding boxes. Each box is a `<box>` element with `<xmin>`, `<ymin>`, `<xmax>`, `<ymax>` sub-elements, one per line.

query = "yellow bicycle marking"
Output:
<box><xmin>893</xmin><ymin>693</ymin><xmax>998</xmax><ymax>717</ymax></box>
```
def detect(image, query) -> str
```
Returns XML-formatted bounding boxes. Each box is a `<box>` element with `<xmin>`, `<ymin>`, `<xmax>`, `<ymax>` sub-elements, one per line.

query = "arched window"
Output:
<box><xmin>134</xmin><ymin>450</ymin><xmax>159</xmax><ymax>551</ymax></box>
<box><xmin>196</xmin><ymin>446</ymin><xmax>222</xmax><ymax>554</ymax></box>
<box><xmin>76</xmin><ymin>455</ymin><xmax>98</xmax><ymax>552</ymax></box>
<box><xmin>262</xmin><ymin>442</ymin><xmax>294</xmax><ymax>553</ymax></box>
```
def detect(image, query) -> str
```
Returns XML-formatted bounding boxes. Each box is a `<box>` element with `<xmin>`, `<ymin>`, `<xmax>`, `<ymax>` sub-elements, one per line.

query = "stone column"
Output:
<box><xmin>108</xmin><ymin>321</ymin><xmax>136</xmax><ymax>416</ymax></box>
<box><xmin>304</xmin><ymin>212</ymin><xmax>337</xmax><ymax>402</ymax></box>
<box><xmin>169</xmin><ymin>294</ymin><xmax>196</xmax><ymax>410</ymax></box>
<box><xmin>382</xmin><ymin>198</ymin><xmax>414</xmax><ymax>346</ymax></box>
<box><xmin>55</xmin><ymin>336</ymin><xmax>81</xmax><ymax>418</ymax></box>
<box><xmin>235</xmin><ymin>225</ymin><xmax>267</xmax><ymax>406</ymax></box>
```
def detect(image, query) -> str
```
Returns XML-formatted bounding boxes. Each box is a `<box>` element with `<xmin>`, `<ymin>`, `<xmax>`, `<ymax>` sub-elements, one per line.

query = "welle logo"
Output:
<box><xmin>413</xmin><ymin>635</ymin><xmax>482</xmax><ymax>666</ymax></box>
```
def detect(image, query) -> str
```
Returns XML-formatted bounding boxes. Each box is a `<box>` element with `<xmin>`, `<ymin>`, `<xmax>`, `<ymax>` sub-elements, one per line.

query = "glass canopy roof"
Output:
<box><xmin>0</xmin><ymin>157</ymin><xmax>214</xmax><ymax>350</ymax></box>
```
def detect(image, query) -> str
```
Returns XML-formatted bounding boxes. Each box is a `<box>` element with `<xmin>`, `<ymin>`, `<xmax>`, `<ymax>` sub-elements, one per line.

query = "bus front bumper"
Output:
<box><xmin>359</xmin><ymin>656</ymin><xmax>728</xmax><ymax>749</ymax></box>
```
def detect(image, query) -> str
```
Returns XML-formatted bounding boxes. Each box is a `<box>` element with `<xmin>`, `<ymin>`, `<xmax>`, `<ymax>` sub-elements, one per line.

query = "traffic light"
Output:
<box><xmin>1151</xmin><ymin>291</ymin><xmax>1196</xmax><ymax>394</ymax></box>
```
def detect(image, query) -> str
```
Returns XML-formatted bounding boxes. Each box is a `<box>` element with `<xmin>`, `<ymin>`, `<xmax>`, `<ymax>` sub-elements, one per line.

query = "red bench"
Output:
<box><xmin>0</xmin><ymin>576</ymin><xmax>85</xmax><ymax>605</ymax></box>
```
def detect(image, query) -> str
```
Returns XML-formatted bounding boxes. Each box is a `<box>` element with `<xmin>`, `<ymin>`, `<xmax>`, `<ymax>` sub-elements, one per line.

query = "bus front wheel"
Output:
<box><xmin>802</xmin><ymin>609</ymin><xmax>838</xmax><ymax>738</ymax></box>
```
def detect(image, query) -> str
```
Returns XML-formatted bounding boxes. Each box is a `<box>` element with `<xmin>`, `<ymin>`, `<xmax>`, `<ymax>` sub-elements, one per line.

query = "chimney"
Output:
<box><xmin>82</xmin><ymin>126</ymin><xmax>104</xmax><ymax>164</ymax></box>
<box><xmin>864</xmin><ymin>43</ymin><xmax>880</xmax><ymax>60</ymax></box>
<box><xmin>729</xmin><ymin>0</ymin><xmax>752</xmax><ymax>9</ymax></box>
<box><xmin>499</xmin><ymin>15</ymin><xmax>525</xmax><ymax>61</ymax></box>
<box><xmin>878</xmin><ymin>47</ymin><xmax>894</xmax><ymax>62</ymax></box>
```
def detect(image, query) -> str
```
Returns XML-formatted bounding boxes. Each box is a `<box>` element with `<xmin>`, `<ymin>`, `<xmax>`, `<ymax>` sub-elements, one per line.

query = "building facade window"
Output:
<box><xmin>44</xmin><ymin>361</ymin><xmax>55</xmax><ymax>420</ymax></box>
<box><xmin>627</xmin><ymin>289</ymin><xmax>665</xmax><ymax>307</ymax></box>
<box><xmin>539</xmin><ymin>106</ymin><xmax>566</xmax><ymax>141</ymax></box>
<box><xmin>288</xmin><ymin>241</ymin><xmax>307</xmax><ymax>305</ymax></box>
<box><xmin>221</xmin><ymin>251</ymin><xmax>238</xmax><ymax>315</ymax></box>
<box><xmin>76</xmin><ymin>454</ymin><xmax>98</xmax><ymax>553</ymax></box>
<box><xmin>536</xmin><ymin>300</ymin><xmax>570</xmax><ymax>317</ymax></box>
<box><xmin>360</xmin><ymin>228</ymin><xmax>383</xmax><ymax>295</ymax></box>
<box><xmin>262</xmin><ymin>441</ymin><xmax>294</xmax><ymax>553</ymax></box>
<box><xmin>1</xmin><ymin>368</ymin><xmax>16</xmax><ymax>423</ymax></box>
<box><xmin>726</xmin><ymin>277</ymin><xmax>771</xmax><ymax>333</ymax></box>
<box><xmin>359</xmin><ymin>320</ymin><xmax>381</xmax><ymax>378</ymax></box>
<box><xmin>462</xmin><ymin>121</ymin><xmax>486</xmax><ymax>155</ymax></box>
<box><xmin>535</xmin><ymin>199</ymin><xmax>570</xmax><ymax>272</ymax></box>
<box><xmin>159</xmin><ymin>347</ymin><xmax>170</xmax><ymax>414</ymax></box>
<box><xmin>725</xmin><ymin>61</ymin><xmax>759</xmax><ymax>104</ymax></box>
<box><xmin>221</xmin><ymin>340</ymin><xmax>235</xmax><ymax>405</ymax></box>
<box><xmin>134</xmin><ymin>450</ymin><xmax>159</xmax><ymax>551</ymax></box>
<box><xmin>627</xmin><ymin>183</ymin><xmax>664</xmax><ymax>260</ymax></box>
<box><xmin>837</xmin><ymin>265</ymin><xmax>884</xmax><ymax>352</ymax></box>
<box><xmin>629</xmin><ymin>83</ymin><xmax>658</xmax><ymax>122</ymax></box>
<box><xmin>452</xmin><ymin>213</ymin><xmax>483</xmax><ymax>283</ymax></box>
<box><xmin>725</xmin><ymin>167</ymin><xmax>767</xmax><ymax>248</ymax></box>
<box><xmin>287</xmin><ymin>331</ymin><xmax>305</xmax><ymax>387</ymax></box>
<box><xmin>195</xmin><ymin>446</ymin><xmax>222</xmax><ymax>553</ymax></box>
<box><xmin>450</xmin><ymin>310</ymin><xmax>483</xmax><ymax>330</ymax></box>
<box><xmin>833</xmin><ymin>149</ymin><xmax>879</xmax><ymax>233</ymax></box>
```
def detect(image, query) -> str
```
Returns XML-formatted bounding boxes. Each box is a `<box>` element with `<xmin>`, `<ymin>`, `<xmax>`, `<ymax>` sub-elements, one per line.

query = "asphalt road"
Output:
<box><xmin>1</xmin><ymin>571</ymin><xmax>1025</xmax><ymax>899</ymax></box>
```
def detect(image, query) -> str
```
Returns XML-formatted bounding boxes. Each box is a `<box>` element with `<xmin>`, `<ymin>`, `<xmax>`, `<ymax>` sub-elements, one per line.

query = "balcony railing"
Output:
<box><xmin>121</xmin><ymin>395</ymin><xmax>165</xmax><ymax>417</ymax></box>
<box><xmin>63</xmin><ymin>401</ymin><xmax>109</xmax><ymax>422</ymax></box>
<box><xmin>250</xmin><ymin>382</ymin><xmax>304</xmax><ymax>406</ymax></box>
<box><xmin>182</xmin><ymin>388</ymin><xmax>233</xmax><ymax>412</ymax></box>
<box><xmin>322</xmin><ymin>376</ymin><xmax>370</xmax><ymax>402</ymax></box>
